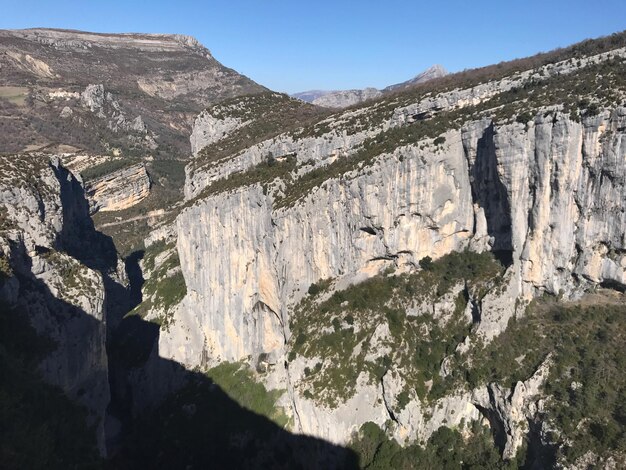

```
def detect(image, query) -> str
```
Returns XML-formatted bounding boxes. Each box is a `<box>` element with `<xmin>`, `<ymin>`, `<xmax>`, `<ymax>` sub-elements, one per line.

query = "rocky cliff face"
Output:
<box><xmin>83</xmin><ymin>163</ymin><xmax>151</xmax><ymax>213</ymax></box>
<box><xmin>167</xmin><ymin>109</ymin><xmax>626</xmax><ymax>443</ymax></box>
<box><xmin>4</xmin><ymin>28</ymin><xmax>626</xmax><ymax>468</ymax></box>
<box><xmin>151</xmin><ymin>38</ymin><xmax>626</xmax><ymax>462</ymax></box>
<box><xmin>309</xmin><ymin>87</ymin><xmax>383</xmax><ymax>109</ymax></box>
<box><xmin>0</xmin><ymin>154</ymin><xmax>122</xmax><ymax>455</ymax></box>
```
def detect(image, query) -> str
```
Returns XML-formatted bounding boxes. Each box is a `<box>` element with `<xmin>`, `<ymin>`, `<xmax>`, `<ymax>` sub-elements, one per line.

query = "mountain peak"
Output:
<box><xmin>383</xmin><ymin>64</ymin><xmax>448</xmax><ymax>92</ymax></box>
<box><xmin>291</xmin><ymin>64</ymin><xmax>448</xmax><ymax>108</ymax></box>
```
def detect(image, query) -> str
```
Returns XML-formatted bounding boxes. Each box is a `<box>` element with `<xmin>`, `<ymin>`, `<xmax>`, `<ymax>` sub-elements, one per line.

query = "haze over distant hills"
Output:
<box><xmin>292</xmin><ymin>64</ymin><xmax>447</xmax><ymax>108</ymax></box>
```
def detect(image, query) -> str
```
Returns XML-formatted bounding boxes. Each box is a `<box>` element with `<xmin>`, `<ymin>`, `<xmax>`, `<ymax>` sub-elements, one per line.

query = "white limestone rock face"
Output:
<box><xmin>493</xmin><ymin>110</ymin><xmax>626</xmax><ymax>297</ymax></box>
<box><xmin>163</xmin><ymin>186</ymin><xmax>283</xmax><ymax>367</ymax></box>
<box><xmin>81</xmin><ymin>84</ymin><xmax>107</xmax><ymax>115</ymax></box>
<box><xmin>170</xmin><ymin>135</ymin><xmax>474</xmax><ymax>364</ymax></box>
<box><xmin>159</xmin><ymin>105</ymin><xmax>626</xmax><ymax>450</ymax></box>
<box><xmin>291</xmin><ymin>372</ymin><xmax>387</xmax><ymax>445</ymax></box>
<box><xmin>177</xmin><ymin>109</ymin><xmax>626</xmax><ymax>368</ymax></box>
<box><xmin>472</xmin><ymin>356</ymin><xmax>552</xmax><ymax>459</ymax></box>
<box><xmin>190</xmin><ymin>109</ymin><xmax>246</xmax><ymax>156</ymax></box>
<box><xmin>83</xmin><ymin>162</ymin><xmax>151</xmax><ymax>213</ymax></box>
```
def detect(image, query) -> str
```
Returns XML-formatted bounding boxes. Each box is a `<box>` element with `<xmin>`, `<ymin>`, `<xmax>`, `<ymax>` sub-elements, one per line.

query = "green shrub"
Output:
<box><xmin>130</xmin><ymin>247</ymin><xmax>187</xmax><ymax>327</ymax></box>
<box><xmin>206</xmin><ymin>362</ymin><xmax>288</xmax><ymax>428</ymax></box>
<box><xmin>288</xmin><ymin>250</ymin><xmax>504</xmax><ymax>407</ymax></box>
<box><xmin>350</xmin><ymin>421</ymin><xmax>520</xmax><ymax>469</ymax></box>
<box><xmin>0</xmin><ymin>254</ymin><xmax>12</xmax><ymax>283</ymax></box>
<box><xmin>515</xmin><ymin>111</ymin><xmax>533</xmax><ymax>124</ymax></box>
<box><xmin>419</xmin><ymin>256</ymin><xmax>433</xmax><ymax>271</ymax></box>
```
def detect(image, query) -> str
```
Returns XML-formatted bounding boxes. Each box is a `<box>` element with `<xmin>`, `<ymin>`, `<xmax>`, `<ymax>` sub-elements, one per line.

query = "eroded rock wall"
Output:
<box><xmin>0</xmin><ymin>155</ymin><xmax>115</xmax><ymax>455</ymax></box>
<box><xmin>160</xmin><ymin>108</ymin><xmax>626</xmax><ymax>450</ymax></box>
<box><xmin>83</xmin><ymin>163</ymin><xmax>151</xmax><ymax>213</ymax></box>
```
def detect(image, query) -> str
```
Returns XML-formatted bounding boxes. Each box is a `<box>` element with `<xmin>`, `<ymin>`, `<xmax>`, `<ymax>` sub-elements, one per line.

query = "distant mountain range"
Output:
<box><xmin>292</xmin><ymin>64</ymin><xmax>447</xmax><ymax>108</ymax></box>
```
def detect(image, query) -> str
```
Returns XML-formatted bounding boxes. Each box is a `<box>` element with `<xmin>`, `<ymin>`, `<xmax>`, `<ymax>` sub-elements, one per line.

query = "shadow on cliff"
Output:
<box><xmin>1</xmin><ymin>240</ymin><xmax>108</xmax><ymax>468</ymax></box>
<box><xmin>52</xmin><ymin>163</ymin><xmax>131</xmax><ymax>330</ymax></box>
<box><xmin>470</xmin><ymin>123</ymin><xmax>514</xmax><ymax>267</ymax></box>
<box><xmin>49</xmin><ymin>164</ymin><xmax>360</xmax><ymax>469</ymax></box>
<box><xmin>106</xmin><ymin>257</ymin><xmax>359</xmax><ymax>469</ymax></box>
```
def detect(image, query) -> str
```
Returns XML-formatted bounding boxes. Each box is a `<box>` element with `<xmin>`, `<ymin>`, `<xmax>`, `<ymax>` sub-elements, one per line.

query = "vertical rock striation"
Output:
<box><xmin>161</xmin><ymin>107</ymin><xmax>626</xmax><ymax>450</ymax></box>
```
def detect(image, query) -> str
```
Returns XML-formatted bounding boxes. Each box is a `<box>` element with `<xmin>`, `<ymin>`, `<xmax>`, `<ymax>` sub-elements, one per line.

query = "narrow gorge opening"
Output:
<box><xmin>76</xmin><ymin>213</ymin><xmax>362</xmax><ymax>467</ymax></box>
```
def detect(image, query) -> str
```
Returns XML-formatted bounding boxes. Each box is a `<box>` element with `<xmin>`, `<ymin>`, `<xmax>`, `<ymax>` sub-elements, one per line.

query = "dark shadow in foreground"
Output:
<box><xmin>1</xmin><ymin>161</ymin><xmax>359</xmax><ymax>470</ymax></box>
<box><xmin>106</xmin><ymin>304</ymin><xmax>359</xmax><ymax>469</ymax></box>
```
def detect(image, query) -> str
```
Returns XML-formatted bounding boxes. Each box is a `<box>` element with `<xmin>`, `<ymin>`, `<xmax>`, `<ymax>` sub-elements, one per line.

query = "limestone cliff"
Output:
<box><xmin>167</xmin><ymin>109</ymin><xmax>625</xmax><ymax>443</ymax></box>
<box><xmin>1</xmin><ymin>27</ymin><xmax>625</xmax><ymax>469</ymax></box>
<box><xmin>83</xmin><ymin>162</ymin><xmax>151</xmax><ymax>214</ymax></box>
<box><xmin>0</xmin><ymin>154</ymin><xmax>122</xmax><ymax>455</ymax></box>
<box><xmin>152</xmin><ymin>37</ymin><xmax>626</xmax><ymax>462</ymax></box>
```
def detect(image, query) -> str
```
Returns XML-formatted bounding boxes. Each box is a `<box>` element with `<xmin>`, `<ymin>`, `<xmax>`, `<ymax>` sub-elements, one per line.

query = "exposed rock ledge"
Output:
<box><xmin>83</xmin><ymin>163</ymin><xmax>151</xmax><ymax>213</ymax></box>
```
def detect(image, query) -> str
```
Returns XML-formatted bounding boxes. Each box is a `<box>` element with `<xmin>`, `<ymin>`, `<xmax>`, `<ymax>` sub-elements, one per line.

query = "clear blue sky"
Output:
<box><xmin>1</xmin><ymin>0</ymin><xmax>625</xmax><ymax>93</ymax></box>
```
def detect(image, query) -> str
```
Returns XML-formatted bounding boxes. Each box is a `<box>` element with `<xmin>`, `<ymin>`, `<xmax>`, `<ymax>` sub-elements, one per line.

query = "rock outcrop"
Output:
<box><xmin>309</xmin><ymin>87</ymin><xmax>383</xmax><ymax>109</ymax></box>
<box><xmin>0</xmin><ymin>154</ymin><xmax>119</xmax><ymax>455</ymax></box>
<box><xmin>190</xmin><ymin>110</ymin><xmax>248</xmax><ymax>156</ymax></box>
<box><xmin>83</xmin><ymin>163</ymin><xmax>151</xmax><ymax>213</ymax></box>
<box><xmin>384</xmin><ymin>64</ymin><xmax>448</xmax><ymax>92</ymax></box>
<box><xmin>472</xmin><ymin>356</ymin><xmax>552</xmax><ymax>459</ymax></box>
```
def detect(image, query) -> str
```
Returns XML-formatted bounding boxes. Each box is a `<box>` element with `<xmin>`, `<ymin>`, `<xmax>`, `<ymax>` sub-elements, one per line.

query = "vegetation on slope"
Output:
<box><xmin>80</xmin><ymin>157</ymin><xmax>140</xmax><ymax>182</ymax></box>
<box><xmin>129</xmin><ymin>241</ymin><xmax>186</xmax><ymax>328</ymax></box>
<box><xmin>278</xmin><ymin>56</ymin><xmax>626</xmax><ymax>207</ymax></box>
<box><xmin>192</xmin><ymin>92</ymin><xmax>329</xmax><ymax>172</ymax></box>
<box><xmin>186</xmin><ymin>154</ymin><xmax>297</xmax><ymax>207</ymax></box>
<box><xmin>345</xmin><ymin>292</ymin><xmax>626</xmax><ymax>468</ymax></box>
<box><xmin>188</xmin><ymin>53</ymin><xmax>626</xmax><ymax>211</ymax></box>
<box><xmin>287</xmin><ymin>237</ymin><xmax>626</xmax><ymax>465</ymax></box>
<box><xmin>206</xmin><ymin>361</ymin><xmax>289</xmax><ymax>429</ymax></box>
<box><xmin>351</xmin><ymin>421</ymin><xmax>524</xmax><ymax>470</ymax></box>
<box><xmin>384</xmin><ymin>30</ymin><xmax>626</xmax><ymax>100</ymax></box>
<box><xmin>288</xmin><ymin>251</ymin><xmax>505</xmax><ymax>408</ymax></box>
<box><xmin>41</xmin><ymin>250</ymin><xmax>101</xmax><ymax>304</ymax></box>
<box><xmin>0</xmin><ymin>253</ymin><xmax>12</xmax><ymax>282</ymax></box>
<box><xmin>459</xmin><ymin>293</ymin><xmax>626</xmax><ymax>465</ymax></box>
